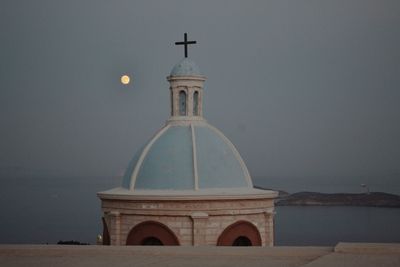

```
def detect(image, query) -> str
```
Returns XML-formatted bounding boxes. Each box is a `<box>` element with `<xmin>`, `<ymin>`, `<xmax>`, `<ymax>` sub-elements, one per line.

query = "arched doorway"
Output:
<box><xmin>232</xmin><ymin>236</ymin><xmax>252</xmax><ymax>246</ymax></box>
<box><xmin>141</xmin><ymin>237</ymin><xmax>163</xmax><ymax>246</ymax></box>
<box><xmin>126</xmin><ymin>221</ymin><xmax>180</xmax><ymax>246</ymax></box>
<box><xmin>217</xmin><ymin>220</ymin><xmax>262</xmax><ymax>246</ymax></box>
<box><xmin>102</xmin><ymin>217</ymin><xmax>110</xmax><ymax>245</ymax></box>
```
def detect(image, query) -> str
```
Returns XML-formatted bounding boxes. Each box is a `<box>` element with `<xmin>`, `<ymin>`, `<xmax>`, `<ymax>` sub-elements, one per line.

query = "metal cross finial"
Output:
<box><xmin>175</xmin><ymin>33</ymin><xmax>197</xmax><ymax>58</ymax></box>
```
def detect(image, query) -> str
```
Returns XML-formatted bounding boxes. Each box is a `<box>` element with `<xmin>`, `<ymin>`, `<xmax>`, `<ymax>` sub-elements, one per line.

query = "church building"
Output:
<box><xmin>97</xmin><ymin>34</ymin><xmax>277</xmax><ymax>246</ymax></box>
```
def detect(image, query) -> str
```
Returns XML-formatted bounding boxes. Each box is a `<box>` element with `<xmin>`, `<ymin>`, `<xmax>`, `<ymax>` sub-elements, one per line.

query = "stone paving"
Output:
<box><xmin>0</xmin><ymin>243</ymin><xmax>399</xmax><ymax>267</ymax></box>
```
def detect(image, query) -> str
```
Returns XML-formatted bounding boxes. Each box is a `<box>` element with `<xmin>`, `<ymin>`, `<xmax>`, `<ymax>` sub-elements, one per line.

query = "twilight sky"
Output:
<box><xmin>1</xmin><ymin>0</ymin><xmax>399</xmax><ymax>183</ymax></box>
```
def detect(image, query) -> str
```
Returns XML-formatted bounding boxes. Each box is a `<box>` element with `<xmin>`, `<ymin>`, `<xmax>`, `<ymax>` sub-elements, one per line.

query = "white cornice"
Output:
<box><xmin>166</xmin><ymin>117</ymin><xmax>207</xmax><ymax>126</ymax></box>
<box><xmin>167</xmin><ymin>75</ymin><xmax>206</xmax><ymax>82</ymax></box>
<box><xmin>98</xmin><ymin>187</ymin><xmax>278</xmax><ymax>201</ymax></box>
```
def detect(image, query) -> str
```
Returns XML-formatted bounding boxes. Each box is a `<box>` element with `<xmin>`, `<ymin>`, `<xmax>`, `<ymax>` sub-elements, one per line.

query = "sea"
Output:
<box><xmin>0</xmin><ymin>175</ymin><xmax>399</xmax><ymax>245</ymax></box>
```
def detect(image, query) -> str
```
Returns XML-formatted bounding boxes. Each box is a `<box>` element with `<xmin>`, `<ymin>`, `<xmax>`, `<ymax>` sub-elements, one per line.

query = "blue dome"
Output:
<box><xmin>170</xmin><ymin>58</ymin><xmax>202</xmax><ymax>76</ymax></box>
<box><xmin>122</xmin><ymin>123</ymin><xmax>252</xmax><ymax>190</ymax></box>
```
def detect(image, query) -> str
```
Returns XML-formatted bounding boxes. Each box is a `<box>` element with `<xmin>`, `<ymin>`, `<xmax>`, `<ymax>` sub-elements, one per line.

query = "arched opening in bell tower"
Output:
<box><xmin>193</xmin><ymin>91</ymin><xmax>199</xmax><ymax>115</ymax></box>
<box><xmin>179</xmin><ymin>90</ymin><xmax>187</xmax><ymax>115</ymax></box>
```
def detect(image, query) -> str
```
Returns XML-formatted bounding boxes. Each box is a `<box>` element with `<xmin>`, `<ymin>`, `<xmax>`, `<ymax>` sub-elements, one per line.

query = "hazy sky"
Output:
<box><xmin>1</xmin><ymin>0</ymin><xmax>399</xmax><ymax>181</ymax></box>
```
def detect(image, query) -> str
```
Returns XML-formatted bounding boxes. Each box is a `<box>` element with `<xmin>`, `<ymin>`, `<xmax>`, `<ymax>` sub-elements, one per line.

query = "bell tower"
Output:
<box><xmin>167</xmin><ymin>33</ymin><xmax>205</xmax><ymax>120</ymax></box>
<box><xmin>168</xmin><ymin>72</ymin><xmax>205</xmax><ymax>118</ymax></box>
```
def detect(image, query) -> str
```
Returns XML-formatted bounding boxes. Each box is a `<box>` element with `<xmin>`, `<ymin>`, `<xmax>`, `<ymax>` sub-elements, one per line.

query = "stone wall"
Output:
<box><xmin>101</xmin><ymin>198</ymin><xmax>275</xmax><ymax>246</ymax></box>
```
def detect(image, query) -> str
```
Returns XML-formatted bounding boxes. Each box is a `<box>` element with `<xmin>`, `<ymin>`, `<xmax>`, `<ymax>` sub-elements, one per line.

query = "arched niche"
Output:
<box><xmin>126</xmin><ymin>221</ymin><xmax>180</xmax><ymax>246</ymax></box>
<box><xmin>102</xmin><ymin>217</ymin><xmax>110</xmax><ymax>245</ymax></box>
<box><xmin>217</xmin><ymin>220</ymin><xmax>262</xmax><ymax>246</ymax></box>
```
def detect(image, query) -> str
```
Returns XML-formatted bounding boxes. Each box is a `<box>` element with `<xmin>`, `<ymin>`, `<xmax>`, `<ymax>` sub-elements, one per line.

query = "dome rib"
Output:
<box><xmin>191</xmin><ymin>123</ymin><xmax>199</xmax><ymax>190</ymax></box>
<box><xmin>205</xmin><ymin>124</ymin><xmax>253</xmax><ymax>187</ymax></box>
<box><xmin>134</xmin><ymin>125</ymin><xmax>195</xmax><ymax>190</ymax></box>
<box><xmin>129</xmin><ymin>125</ymin><xmax>171</xmax><ymax>190</ymax></box>
<box><xmin>194</xmin><ymin>124</ymin><xmax>252</xmax><ymax>189</ymax></box>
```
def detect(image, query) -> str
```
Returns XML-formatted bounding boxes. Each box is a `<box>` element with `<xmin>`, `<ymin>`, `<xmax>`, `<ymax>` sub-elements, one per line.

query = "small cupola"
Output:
<box><xmin>167</xmin><ymin>33</ymin><xmax>205</xmax><ymax>119</ymax></box>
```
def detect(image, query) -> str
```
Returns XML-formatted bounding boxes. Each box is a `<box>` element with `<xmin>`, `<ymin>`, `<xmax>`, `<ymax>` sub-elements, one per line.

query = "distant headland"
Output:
<box><xmin>254</xmin><ymin>186</ymin><xmax>400</xmax><ymax>208</ymax></box>
<box><xmin>277</xmin><ymin>191</ymin><xmax>400</xmax><ymax>207</ymax></box>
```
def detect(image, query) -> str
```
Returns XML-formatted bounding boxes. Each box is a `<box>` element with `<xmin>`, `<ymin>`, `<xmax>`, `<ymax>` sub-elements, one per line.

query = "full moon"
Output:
<box><xmin>120</xmin><ymin>75</ymin><xmax>130</xmax><ymax>85</ymax></box>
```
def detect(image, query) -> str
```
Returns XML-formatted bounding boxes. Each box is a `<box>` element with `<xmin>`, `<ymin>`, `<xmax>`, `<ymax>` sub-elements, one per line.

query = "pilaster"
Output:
<box><xmin>109</xmin><ymin>211</ymin><xmax>121</xmax><ymax>245</ymax></box>
<box><xmin>264</xmin><ymin>210</ymin><xmax>275</xmax><ymax>246</ymax></box>
<box><xmin>191</xmin><ymin>212</ymin><xmax>209</xmax><ymax>246</ymax></box>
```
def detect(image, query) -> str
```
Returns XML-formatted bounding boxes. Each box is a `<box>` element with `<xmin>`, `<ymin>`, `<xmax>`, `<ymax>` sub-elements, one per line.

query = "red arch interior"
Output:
<box><xmin>217</xmin><ymin>220</ymin><xmax>262</xmax><ymax>246</ymax></box>
<box><xmin>126</xmin><ymin>221</ymin><xmax>179</xmax><ymax>246</ymax></box>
